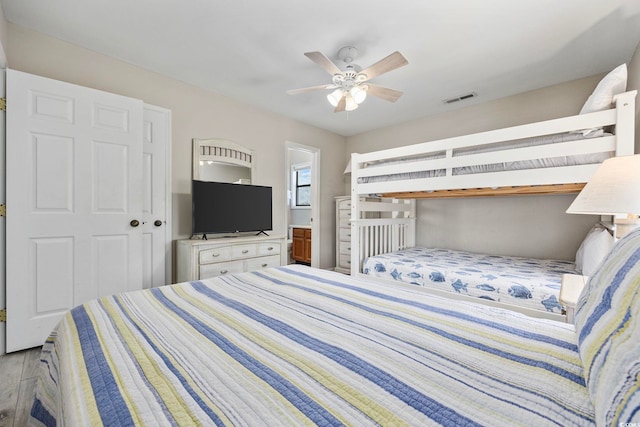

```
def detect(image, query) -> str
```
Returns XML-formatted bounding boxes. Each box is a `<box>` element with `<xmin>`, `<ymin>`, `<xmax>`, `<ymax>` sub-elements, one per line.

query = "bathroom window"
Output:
<box><xmin>291</xmin><ymin>163</ymin><xmax>311</xmax><ymax>208</ymax></box>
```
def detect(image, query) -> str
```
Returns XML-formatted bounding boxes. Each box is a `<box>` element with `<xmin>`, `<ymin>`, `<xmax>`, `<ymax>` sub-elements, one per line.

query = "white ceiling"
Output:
<box><xmin>2</xmin><ymin>0</ymin><xmax>640</xmax><ymax>136</ymax></box>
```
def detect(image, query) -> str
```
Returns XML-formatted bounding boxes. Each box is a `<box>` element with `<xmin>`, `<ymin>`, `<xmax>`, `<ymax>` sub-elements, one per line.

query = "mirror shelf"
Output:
<box><xmin>193</xmin><ymin>138</ymin><xmax>254</xmax><ymax>184</ymax></box>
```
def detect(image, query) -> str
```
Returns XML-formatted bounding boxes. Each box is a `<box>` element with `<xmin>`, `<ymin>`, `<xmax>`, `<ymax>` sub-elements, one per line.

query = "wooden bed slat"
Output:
<box><xmin>383</xmin><ymin>183</ymin><xmax>585</xmax><ymax>199</ymax></box>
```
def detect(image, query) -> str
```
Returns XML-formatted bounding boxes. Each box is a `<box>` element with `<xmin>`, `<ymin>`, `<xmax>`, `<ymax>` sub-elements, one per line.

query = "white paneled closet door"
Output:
<box><xmin>141</xmin><ymin>105</ymin><xmax>171</xmax><ymax>289</ymax></box>
<box><xmin>6</xmin><ymin>69</ymin><xmax>150</xmax><ymax>352</ymax></box>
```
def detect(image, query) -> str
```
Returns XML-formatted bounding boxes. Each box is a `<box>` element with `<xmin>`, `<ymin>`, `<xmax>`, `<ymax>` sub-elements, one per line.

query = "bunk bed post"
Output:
<box><xmin>407</xmin><ymin>200</ymin><xmax>416</xmax><ymax>248</ymax></box>
<box><xmin>610</xmin><ymin>90</ymin><xmax>637</xmax><ymax>230</ymax></box>
<box><xmin>613</xmin><ymin>90</ymin><xmax>637</xmax><ymax>156</ymax></box>
<box><xmin>350</xmin><ymin>153</ymin><xmax>361</xmax><ymax>276</ymax></box>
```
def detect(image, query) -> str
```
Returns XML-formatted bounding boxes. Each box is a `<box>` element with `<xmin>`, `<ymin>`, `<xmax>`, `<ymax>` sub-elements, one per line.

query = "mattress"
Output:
<box><xmin>359</xmin><ymin>130</ymin><xmax>611</xmax><ymax>183</ymax></box>
<box><xmin>362</xmin><ymin>247</ymin><xmax>577</xmax><ymax>313</ymax></box>
<box><xmin>31</xmin><ymin>265</ymin><xmax>594</xmax><ymax>426</ymax></box>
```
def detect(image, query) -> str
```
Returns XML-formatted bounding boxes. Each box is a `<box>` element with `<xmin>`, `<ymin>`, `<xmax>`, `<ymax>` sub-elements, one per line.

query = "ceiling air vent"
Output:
<box><xmin>443</xmin><ymin>92</ymin><xmax>477</xmax><ymax>104</ymax></box>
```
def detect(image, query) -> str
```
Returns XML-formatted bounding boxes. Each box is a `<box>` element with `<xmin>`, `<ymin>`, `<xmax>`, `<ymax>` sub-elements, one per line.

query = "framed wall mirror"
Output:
<box><xmin>192</xmin><ymin>138</ymin><xmax>254</xmax><ymax>183</ymax></box>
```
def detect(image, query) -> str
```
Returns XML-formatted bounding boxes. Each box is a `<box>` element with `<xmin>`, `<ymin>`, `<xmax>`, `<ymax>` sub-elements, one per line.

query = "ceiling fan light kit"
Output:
<box><xmin>288</xmin><ymin>46</ymin><xmax>408</xmax><ymax>113</ymax></box>
<box><xmin>327</xmin><ymin>86</ymin><xmax>367</xmax><ymax>110</ymax></box>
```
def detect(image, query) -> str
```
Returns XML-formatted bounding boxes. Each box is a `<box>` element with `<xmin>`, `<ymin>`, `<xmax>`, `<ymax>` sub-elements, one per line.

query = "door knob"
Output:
<box><xmin>130</xmin><ymin>219</ymin><xmax>140</xmax><ymax>227</ymax></box>
<box><xmin>154</xmin><ymin>220</ymin><xmax>163</xmax><ymax>227</ymax></box>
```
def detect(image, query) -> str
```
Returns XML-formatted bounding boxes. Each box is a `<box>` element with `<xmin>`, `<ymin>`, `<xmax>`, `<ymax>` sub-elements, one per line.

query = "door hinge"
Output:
<box><xmin>0</xmin><ymin>308</ymin><xmax>6</xmax><ymax>323</ymax></box>
<box><xmin>0</xmin><ymin>204</ymin><xmax>5</xmax><ymax>217</ymax></box>
<box><xmin>0</xmin><ymin>98</ymin><xmax>5</xmax><ymax>112</ymax></box>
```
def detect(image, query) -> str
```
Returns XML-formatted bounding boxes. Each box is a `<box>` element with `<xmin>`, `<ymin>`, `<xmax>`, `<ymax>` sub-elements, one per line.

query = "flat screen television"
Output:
<box><xmin>192</xmin><ymin>180</ymin><xmax>272</xmax><ymax>236</ymax></box>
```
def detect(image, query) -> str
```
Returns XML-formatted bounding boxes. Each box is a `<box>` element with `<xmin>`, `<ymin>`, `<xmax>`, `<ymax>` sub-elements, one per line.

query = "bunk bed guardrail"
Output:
<box><xmin>354</xmin><ymin>200</ymin><xmax>416</xmax><ymax>266</ymax></box>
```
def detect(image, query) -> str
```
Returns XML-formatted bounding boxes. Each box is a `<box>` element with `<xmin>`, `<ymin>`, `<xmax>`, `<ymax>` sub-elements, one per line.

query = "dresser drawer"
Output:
<box><xmin>257</xmin><ymin>242</ymin><xmax>281</xmax><ymax>256</ymax></box>
<box><xmin>200</xmin><ymin>260</ymin><xmax>244</xmax><ymax>278</ymax></box>
<box><xmin>339</xmin><ymin>228</ymin><xmax>352</xmax><ymax>242</ymax></box>
<box><xmin>339</xmin><ymin>241</ymin><xmax>351</xmax><ymax>255</ymax></box>
<box><xmin>338</xmin><ymin>199</ymin><xmax>352</xmax><ymax>210</ymax></box>
<box><xmin>338</xmin><ymin>209</ymin><xmax>352</xmax><ymax>220</ymax></box>
<box><xmin>339</xmin><ymin>254</ymin><xmax>352</xmax><ymax>269</ymax></box>
<box><xmin>246</xmin><ymin>255</ymin><xmax>281</xmax><ymax>272</ymax></box>
<box><xmin>231</xmin><ymin>244</ymin><xmax>258</xmax><ymax>258</ymax></box>
<box><xmin>199</xmin><ymin>246</ymin><xmax>232</xmax><ymax>264</ymax></box>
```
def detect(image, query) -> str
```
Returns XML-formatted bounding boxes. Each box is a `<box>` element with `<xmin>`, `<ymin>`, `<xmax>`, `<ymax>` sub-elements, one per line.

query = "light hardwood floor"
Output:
<box><xmin>0</xmin><ymin>347</ymin><xmax>41</xmax><ymax>427</ymax></box>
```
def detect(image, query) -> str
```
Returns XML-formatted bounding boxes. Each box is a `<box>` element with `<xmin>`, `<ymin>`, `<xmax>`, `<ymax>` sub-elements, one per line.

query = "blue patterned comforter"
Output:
<box><xmin>363</xmin><ymin>247</ymin><xmax>577</xmax><ymax>314</ymax></box>
<box><xmin>31</xmin><ymin>265</ymin><xmax>593</xmax><ymax>426</ymax></box>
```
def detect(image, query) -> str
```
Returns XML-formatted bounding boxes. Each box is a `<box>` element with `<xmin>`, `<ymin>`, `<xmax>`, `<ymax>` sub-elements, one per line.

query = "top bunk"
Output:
<box><xmin>350</xmin><ymin>89</ymin><xmax>637</xmax><ymax>199</ymax></box>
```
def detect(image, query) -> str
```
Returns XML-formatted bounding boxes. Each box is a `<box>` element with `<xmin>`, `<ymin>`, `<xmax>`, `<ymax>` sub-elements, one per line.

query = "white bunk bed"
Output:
<box><xmin>348</xmin><ymin>89</ymin><xmax>636</xmax><ymax>319</ymax></box>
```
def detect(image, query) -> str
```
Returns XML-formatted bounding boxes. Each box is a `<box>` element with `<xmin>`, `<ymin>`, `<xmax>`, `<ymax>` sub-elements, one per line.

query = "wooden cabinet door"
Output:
<box><xmin>304</xmin><ymin>229</ymin><xmax>312</xmax><ymax>263</ymax></box>
<box><xmin>292</xmin><ymin>236</ymin><xmax>305</xmax><ymax>261</ymax></box>
<box><xmin>292</xmin><ymin>228</ymin><xmax>311</xmax><ymax>263</ymax></box>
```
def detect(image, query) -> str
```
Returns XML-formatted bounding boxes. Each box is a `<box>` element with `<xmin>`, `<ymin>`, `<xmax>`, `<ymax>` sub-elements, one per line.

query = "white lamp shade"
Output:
<box><xmin>327</xmin><ymin>89</ymin><xmax>343</xmax><ymax>107</ymax></box>
<box><xmin>566</xmin><ymin>155</ymin><xmax>640</xmax><ymax>216</ymax></box>
<box><xmin>345</xmin><ymin>94</ymin><xmax>359</xmax><ymax>111</ymax></box>
<box><xmin>350</xmin><ymin>86</ymin><xmax>367</xmax><ymax>104</ymax></box>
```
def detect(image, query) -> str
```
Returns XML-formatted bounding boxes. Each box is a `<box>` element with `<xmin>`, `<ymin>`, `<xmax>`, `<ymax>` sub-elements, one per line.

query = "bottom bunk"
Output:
<box><xmin>362</xmin><ymin>246</ymin><xmax>576</xmax><ymax>315</ymax></box>
<box><xmin>351</xmin><ymin>203</ymin><xmax>614</xmax><ymax>319</ymax></box>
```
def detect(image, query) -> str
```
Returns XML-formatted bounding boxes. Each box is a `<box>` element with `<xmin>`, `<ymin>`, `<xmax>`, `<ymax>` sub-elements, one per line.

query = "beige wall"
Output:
<box><xmin>0</xmin><ymin>4</ymin><xmax>7</xmax><ymax>68</ymax></box>
<box><xmin>346</xmin><ymin>75</ymin><xmax>609</xmax><ymax>260</ymax></box>
<box><xmin>5</xmin><ymin>23</ymin><xmax>347</xmax><ymax>274</ymax></box>
<box><xmin>628</xmin><ymin>39</ymin><xmax>640</xmax><ymax>153</ymax></box>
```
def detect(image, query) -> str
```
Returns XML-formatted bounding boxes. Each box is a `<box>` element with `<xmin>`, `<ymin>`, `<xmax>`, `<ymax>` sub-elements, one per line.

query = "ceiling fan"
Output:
<box><xmin>287</xmin><ymin>46</ymin><xmax>408</xmax><ymax>112</ymax></box>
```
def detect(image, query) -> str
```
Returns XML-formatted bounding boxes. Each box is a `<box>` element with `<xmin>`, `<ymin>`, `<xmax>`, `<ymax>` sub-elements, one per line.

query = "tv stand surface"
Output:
<box><xmin>176</xmin><ymin>235</ymin><xmax>287</xmax><ymax>283</ymax></box>
<box><xmin>192</xmin><ymin>232</ymin><xmax>269</xmax><ymax>240</ymax></box>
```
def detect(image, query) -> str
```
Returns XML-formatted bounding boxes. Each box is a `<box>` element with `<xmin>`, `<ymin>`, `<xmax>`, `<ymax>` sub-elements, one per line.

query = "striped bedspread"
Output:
<box><xmin>31</xmin><ymin>265</ymin><xmax>594</xmax><ymax>426</ymax></box>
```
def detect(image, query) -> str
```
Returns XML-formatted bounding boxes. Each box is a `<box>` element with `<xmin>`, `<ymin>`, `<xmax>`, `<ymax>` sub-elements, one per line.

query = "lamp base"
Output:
<box><xmin>614</xmin><ymin>217</ymin><xmax>640</xmax><ymax>239</ymax></box>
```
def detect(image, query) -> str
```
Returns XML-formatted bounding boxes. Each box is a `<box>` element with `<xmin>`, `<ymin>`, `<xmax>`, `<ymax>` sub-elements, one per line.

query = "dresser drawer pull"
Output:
<box><xmin>262</xmin><ymin>263</ymin><xmax>268</xmax><ymax>267</ymax></box>
<box><xmin>212</xmin><ymin>253</ymin><xmax>220</xmax><ymax>258</ymax></box>
<box><xmin>242</xmin><ymin>250</ymin><xmax>249</xmax><ymax>254</ymax></box>
<box><xmin>267</xmin><ymin>247</ymin><xmax>274</xmax><ymax>251</ymax></box>
<box><xmin>220</xmin><ymin>269</ymin><xmax>228</xmax><ymax>274</ymax></box>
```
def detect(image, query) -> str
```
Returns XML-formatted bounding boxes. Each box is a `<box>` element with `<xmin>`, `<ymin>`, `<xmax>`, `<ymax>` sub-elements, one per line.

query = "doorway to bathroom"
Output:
<box><xmin>285</xmin><ymin>141</ymin><xmax>320</xmax><ymax>268</ymax></box>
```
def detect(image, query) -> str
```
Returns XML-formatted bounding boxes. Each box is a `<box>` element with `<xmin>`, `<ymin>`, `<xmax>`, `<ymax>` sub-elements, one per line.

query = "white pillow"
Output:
<box><xmin>579</xmin><ymin>64</ymin><xmax>627</xmax><ymax>115</ymax></box>
<box><xmin>575</xmin><ymin>226</ymin><xmax>615</xmax><ymax>276</ymax></box>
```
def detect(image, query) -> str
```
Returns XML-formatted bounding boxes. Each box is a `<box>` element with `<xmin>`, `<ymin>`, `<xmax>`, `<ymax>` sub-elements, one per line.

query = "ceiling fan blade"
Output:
<box><xmin>286</xmin><ymin>84</ymin><xmax>333</xmax><ymax>95</ymax></box>
<box><xmin>359</xmin><ymin>51</ymin><xmax>408</xmax><ymax>80</ymax></box>
<box><xmin>334</xmin><ymin>95</ymin><xmax>346</xmax><ymax>113</ymax></box>
<box><xmin>304</xmin><ymin>51</ymin><xmax>342</xmax><ymax>75</ymax></box>
<box><xmin>366</xmin><ymin>84</ymin><xmax>404</xmax><ymax>103</ymax></box>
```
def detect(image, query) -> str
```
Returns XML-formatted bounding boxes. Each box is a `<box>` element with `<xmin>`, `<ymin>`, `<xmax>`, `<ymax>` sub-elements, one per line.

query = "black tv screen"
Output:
<box><xmin>192</xmin><ymin>180</ymin><xmax>272</xmax><ymax>235</ymax></box>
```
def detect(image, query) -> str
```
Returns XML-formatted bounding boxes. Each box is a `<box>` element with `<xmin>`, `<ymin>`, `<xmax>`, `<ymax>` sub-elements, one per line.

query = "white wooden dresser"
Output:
<box><xmin>335</xmin><ymin>196</ymin><xmax>354</xmax><ymax>274</ymax></box>
<box><xmin>335</xmin><ymin>196</ymin><xmax>381</xmax><ymax>274</ymax></box>
<box><xmin>177</xmin><ymin>235</ymin><xmax>287</xmax><ymax>282</ymax></box>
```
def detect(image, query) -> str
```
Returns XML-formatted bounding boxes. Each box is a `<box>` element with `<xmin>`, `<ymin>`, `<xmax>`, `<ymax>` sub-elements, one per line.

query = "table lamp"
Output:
<box><xmin>566</xmin><ymin>155</ymin><xmax>640</xmax><ymax>239</ymax></box>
